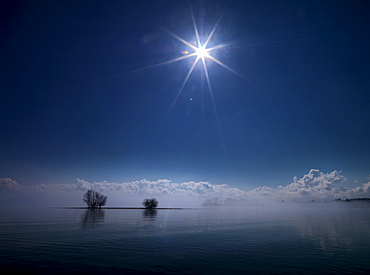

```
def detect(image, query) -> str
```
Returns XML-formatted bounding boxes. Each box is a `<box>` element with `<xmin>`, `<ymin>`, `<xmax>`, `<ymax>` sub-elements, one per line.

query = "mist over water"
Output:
<box><xmin>2</xmin><ymin>169</ymin><xmax>370</xmax><ymax>209</ymax></box>
<box><xmin>1</xmin><ymin>204</ymin><xmax>369</xmax><ymax>274</ymax></box>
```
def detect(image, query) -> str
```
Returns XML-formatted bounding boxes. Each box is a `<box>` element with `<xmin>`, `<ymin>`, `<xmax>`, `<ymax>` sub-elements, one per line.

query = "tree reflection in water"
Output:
<box><xmin>80</xmin><ymin>209</ymin><xmax>105</xmax><ymax>229</ymax></box>
<box><xmin>142</xmin><ymin>209</ymin><xmax>157</xmax><ymax>220</ymax></box>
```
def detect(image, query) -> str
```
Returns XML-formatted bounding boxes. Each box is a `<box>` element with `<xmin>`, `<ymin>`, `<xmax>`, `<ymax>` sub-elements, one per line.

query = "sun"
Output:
<box><xmin>195</xmin><ymin>46</ymin><xmax>210</xmax><ymax>59</ymax></box>
<box><xmin>158</xmin><ymin>10</ymin><xmax>249</xmax><ymax>117</ymax></box>
<box><xmin>122</xmin><ymin>8</ymin><xmax>248</xmax><ymax>117</ymax></box>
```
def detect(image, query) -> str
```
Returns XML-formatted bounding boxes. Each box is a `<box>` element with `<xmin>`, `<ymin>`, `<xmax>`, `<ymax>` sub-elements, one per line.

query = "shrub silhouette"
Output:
<box><xmin>83</xmin><ymin>190</ymin><xmax>107</xmax><ymax>209</ymax></box>
<box><xmin>142</xmin><ymin>198</ymin><xmax>158</xmax><ymax>209</ymax></box>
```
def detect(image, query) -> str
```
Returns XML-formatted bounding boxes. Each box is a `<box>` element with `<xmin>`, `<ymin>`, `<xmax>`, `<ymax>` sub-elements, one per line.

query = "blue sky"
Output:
<box><xmin>1</xmin><ymin>0</ymin><xmax>369</xmax><ymax>192</ymax></box>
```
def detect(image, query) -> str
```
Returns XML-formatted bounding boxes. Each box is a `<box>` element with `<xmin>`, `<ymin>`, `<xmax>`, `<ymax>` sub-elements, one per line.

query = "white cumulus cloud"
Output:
<box><xmin>0</xmin><ymin>178</ymin><xmax>21</xmax><ymax>191</ymax></box>
<box><xmin>73</xmin><ymin>178</ymin><xmax>244</xmax><ymax>198</ymax></box>
<box><xmin>245</xmin><ymin>169</ymin><xmax>350</xmax><ymax>201</ymax></box>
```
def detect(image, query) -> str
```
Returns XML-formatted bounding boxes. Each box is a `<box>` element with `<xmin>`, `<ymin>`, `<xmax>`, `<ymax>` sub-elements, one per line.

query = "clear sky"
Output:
<box><xmin>1</xmin><ymin>0</ymin><xmax>369</xmax><ymax>193</ymax></box>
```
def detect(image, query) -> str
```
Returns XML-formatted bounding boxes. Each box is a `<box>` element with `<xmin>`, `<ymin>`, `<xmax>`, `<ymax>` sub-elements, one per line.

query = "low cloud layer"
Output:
<box><xmin>1</xmin><ymin>169</ymin><xmax>370</xmax><ymax>206</ymax></box>
<box><xmin>248</xmin><ymin>169</ymin><xmax>370</xmax><ymax>201</ymax></box>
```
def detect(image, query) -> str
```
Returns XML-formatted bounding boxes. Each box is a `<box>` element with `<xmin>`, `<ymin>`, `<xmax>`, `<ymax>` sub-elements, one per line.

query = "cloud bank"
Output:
<box><xmin>1</xmin><ymin>169</ymin><xmax>370</xmax><ymax>206</ymax></box>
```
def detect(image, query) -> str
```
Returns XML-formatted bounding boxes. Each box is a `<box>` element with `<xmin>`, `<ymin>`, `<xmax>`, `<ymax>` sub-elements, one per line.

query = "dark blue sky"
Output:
<box><xmin>1</xmin><ymin>0</ymin><xmax>369</xmax><ymax>189</ymax></box>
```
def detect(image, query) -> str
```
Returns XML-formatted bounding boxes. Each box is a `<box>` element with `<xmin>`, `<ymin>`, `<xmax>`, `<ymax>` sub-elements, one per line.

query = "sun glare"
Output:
<box><xmin>158</xmin><ymin>10</ymin><xmax>250</xmax><ymax>119</ymax></box>
<box><xmin>196</xmin><ymin>46</ymin><xmax>210</xmax><ymax>59</ymax></box>
<box><xmin>123</xmin><ymin>7</ymin><xmax>248</xmax><ymax>119</ymax></box>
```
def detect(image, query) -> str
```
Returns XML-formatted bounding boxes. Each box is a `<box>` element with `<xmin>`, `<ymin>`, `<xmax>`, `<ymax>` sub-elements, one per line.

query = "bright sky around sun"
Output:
<box><xmin>0</xmin><ymin>0</ymin><xmax>369</xmax><ymax>205</ymax></box>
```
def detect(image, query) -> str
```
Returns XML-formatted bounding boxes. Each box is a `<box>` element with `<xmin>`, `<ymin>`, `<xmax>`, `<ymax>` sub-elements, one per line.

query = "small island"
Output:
<box><xmin>55</xmin><ymin>190</ymin><xmax>196</xmax><ymax>210</ymax></box>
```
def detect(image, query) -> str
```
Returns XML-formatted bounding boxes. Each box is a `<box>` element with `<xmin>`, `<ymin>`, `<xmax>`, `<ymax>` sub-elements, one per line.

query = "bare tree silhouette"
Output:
<box><xmin>83</xmin><ymin>190</ymin><xmax>107</xmax><ymax>208</ymax></box>
<box><xmin>142</xmin><ymin>198</ymin><xmax>158</xmax><ymax>209</ymax></box>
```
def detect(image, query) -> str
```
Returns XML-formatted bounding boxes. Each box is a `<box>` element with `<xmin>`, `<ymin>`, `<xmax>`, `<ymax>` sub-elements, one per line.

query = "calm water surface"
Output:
<box><xmin>0</xmin><ymin>205</ymin><xmax>369</xmax><ymax>274</ymax></box>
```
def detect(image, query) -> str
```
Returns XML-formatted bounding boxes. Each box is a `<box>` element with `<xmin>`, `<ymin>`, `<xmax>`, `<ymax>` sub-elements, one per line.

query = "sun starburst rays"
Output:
<box><xmin>162</xmin><ymin>12</ymin><xmax>234</xmax><ymax>117</ymax></box>
<box><xmin>114</xmin><ymin>9</ymin><xmax>247</xmax><ymax>127</ymax></box>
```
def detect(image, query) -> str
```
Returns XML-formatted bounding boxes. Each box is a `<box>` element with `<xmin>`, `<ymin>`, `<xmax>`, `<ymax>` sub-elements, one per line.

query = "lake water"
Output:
<box><xmin>1</xmin><ymin>204</ymin><xmax>369</xmax><ymax>274</ymax></box>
